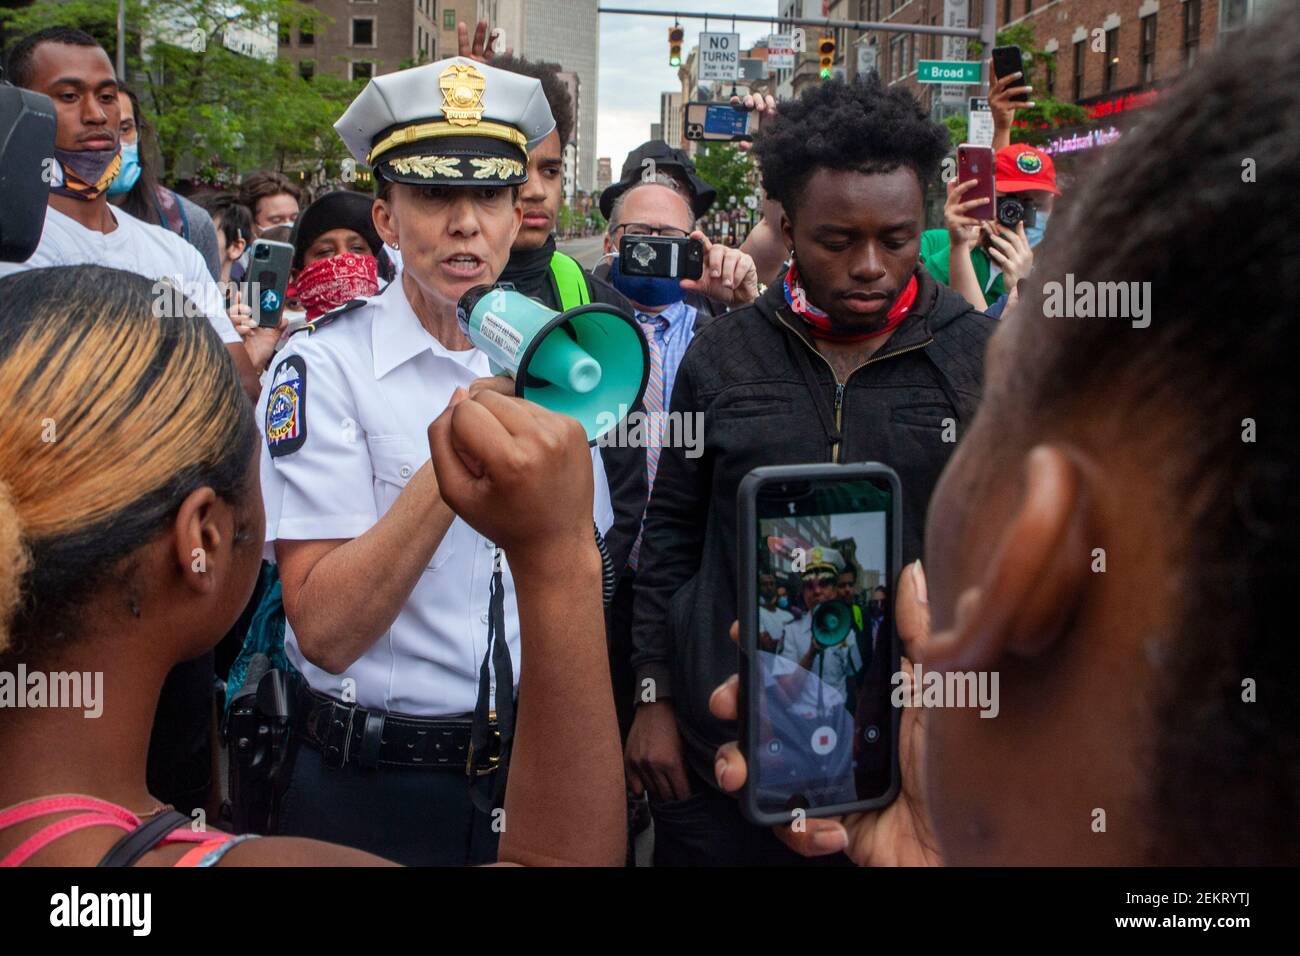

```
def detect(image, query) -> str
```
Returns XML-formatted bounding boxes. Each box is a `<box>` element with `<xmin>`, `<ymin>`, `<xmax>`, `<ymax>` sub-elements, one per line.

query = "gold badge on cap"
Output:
<box><xmin>439</xmin><ymin>62</ymin><xmax>487</xmax><ymax>128</ymax></box>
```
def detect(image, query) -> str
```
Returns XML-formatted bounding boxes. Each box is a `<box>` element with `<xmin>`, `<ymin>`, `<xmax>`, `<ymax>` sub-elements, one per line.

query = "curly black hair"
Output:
<box><xmin>1009</xmin><ymin>12</ymin><xmax>1300</xmax><ymax>864</ymax></box>
<box><xmin>492</xmin><ymin>54</ymin><xmax>575</xmax><ymax>147</ymax></box>
<box><xmin>752</xmin><ymin>74</ymin><xmax>949</xmax><ymax>221</ymax></box>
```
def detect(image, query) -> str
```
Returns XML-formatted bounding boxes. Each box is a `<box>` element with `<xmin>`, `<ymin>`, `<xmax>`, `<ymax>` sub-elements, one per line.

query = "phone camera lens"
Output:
<box><xmin>864</xmin><ymin>725</ymin><xmax>880</xmax><ymax>743</ymax></box>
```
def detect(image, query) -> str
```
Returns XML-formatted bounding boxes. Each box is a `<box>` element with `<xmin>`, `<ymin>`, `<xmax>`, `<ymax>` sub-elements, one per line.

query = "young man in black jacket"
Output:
<box><xmin>626</xmin><ymin>75</ymin><xmax>996</xmax><ymax>865</ymax></box>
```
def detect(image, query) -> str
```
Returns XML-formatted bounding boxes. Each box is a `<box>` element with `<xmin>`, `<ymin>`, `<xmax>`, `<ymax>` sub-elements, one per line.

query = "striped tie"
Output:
<box><xmin>627</xmin><ymin>312</ymin><xmax>669</xmax><ymax>572</ymax></box>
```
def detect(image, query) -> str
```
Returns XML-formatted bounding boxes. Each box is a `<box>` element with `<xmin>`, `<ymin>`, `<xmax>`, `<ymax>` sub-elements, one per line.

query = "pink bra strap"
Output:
<box><xmin>0</xmin><ymin>794</ymin><xmax>139</xmax><ymax>831</ymax></box>
<box><xmin>1</xmin><ymin>812</ymin><xmax>135</xmax><ymax>867</ymax></box>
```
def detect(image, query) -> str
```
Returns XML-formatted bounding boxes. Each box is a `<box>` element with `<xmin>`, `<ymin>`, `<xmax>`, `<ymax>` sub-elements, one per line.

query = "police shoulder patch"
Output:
<box><xmin>266</xmin><ymin>354</ymin><xmax>307</xmax><ymax>457</ymax></box>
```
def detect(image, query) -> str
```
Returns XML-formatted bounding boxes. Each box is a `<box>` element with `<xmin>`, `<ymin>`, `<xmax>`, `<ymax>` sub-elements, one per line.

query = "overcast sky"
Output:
<box><xmin>595</xmin><ymin>0</ymin><xmax>783</xmax><ymax>177</ymax></box>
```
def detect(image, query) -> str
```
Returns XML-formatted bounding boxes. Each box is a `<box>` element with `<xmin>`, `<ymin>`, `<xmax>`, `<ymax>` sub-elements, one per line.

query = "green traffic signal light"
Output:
<box><xmin>820</xmin><ymin>67</ymin><xmax>832</xmax><ymax>78</ymax></box>
<box><xmin>670</xmin><ymin>54</ymin><xmax>681</xmax><ymax>66</ymax></box>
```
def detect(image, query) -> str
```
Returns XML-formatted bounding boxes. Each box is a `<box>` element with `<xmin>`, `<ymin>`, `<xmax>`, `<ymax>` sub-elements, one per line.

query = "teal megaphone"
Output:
<box><xmin>811</xmin><ymin>600</ymin><xmax>855</xmax><ymax>649</ymax></box>
<box><xmin>457</xmin><ymin>285</ymin><xmax>649</xmax><ymax>445</ymax></box>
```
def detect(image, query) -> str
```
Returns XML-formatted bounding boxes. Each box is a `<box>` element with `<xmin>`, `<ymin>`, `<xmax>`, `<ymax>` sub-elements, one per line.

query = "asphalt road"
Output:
<box><xmin>556</xmin><ymin>235</ymin><xmax>607</xmax><ymax>271</ymax></box>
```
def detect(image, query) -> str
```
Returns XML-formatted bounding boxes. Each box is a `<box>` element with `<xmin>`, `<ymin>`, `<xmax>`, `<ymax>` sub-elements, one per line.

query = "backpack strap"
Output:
<box><xmin>548</xmin><ymin>252</ymin><xmax>591</xmax><ymax>310</ymax></box>
<box><xmin>97</xmin><ymin>809</ymin><xmax>195</xmax><ymax>868</ymax></box>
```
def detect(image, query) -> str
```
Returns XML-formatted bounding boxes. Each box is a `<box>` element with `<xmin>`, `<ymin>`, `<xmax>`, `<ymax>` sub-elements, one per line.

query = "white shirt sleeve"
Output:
<box><xmin>181</xmin><ymin>243</ymin><xmax>241</xmax><ymax>344</ymax></box>
<box><xmin>260</xmin><ymin>341</ymin><xmax>379</xmax><ymax>543</ymax></box>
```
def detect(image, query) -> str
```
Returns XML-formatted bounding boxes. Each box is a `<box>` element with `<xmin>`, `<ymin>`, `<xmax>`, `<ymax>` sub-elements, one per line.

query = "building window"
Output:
<box><xmin>299</xmin><ymin>24</ymin><xmax>314</xmax><ymax>45</ymax></box>
<box><xmin>1184</xmin><ymin>0</ymin><xmax>1202</xmax><ymax>67</ymax></box>
<box><xmin>351</xmin><ymin>61</ymin><xmax>373</xmax><ymax>81</ymax></box>
<box><xmin>1044</xmin><ymin>51</ymin><xmax>1056</xmax><ymax>95</ymax></box>
<box><xmin>1073</xmin><ymin>38</ymin><xmax>1085</xmax><ymax>99</ymax></box>
<box><xmin>444</xmin><ymin>9</ymin><xmax>456</xmax><ymax>30</ymax></box>
<box><xmin>299</xmin><ymin>59</ymin><xmax>314</xmax><ymax>80</ymax></box>
<box><xmin>418</xmin><ymin>25</ymin><xmax>423</xmax><ymax>52</ymax></box>
<box><xmin>352</xmin><ymin>18</ymin><xmax>375</xmax><ymax>46</ymax></box>
<box><xmin>1025</xmin><ymin>0</ymin><xmax>1033</xmax><ymax>13</ymax></box>
<box><xmin>890</xmin><ymin>34</ymin><xmax>905</xmax><ymax>80</ymax></box>
<box><xmin>1103</xmin><ymin>27</ymin><xmax>1119</xmax><ymax>92</ymax></box>
<box><xmin>1140</xmin><ymin>14</ymin><xmax>1157</xmax><ymax>84</ymax></box>
<box><xmin>278</xmin><ymin>21</ymin><xmax>290</xmax><ymax>45</ymax></box>
<box><xmin>1003</xmin><ymin>0</ymin><xmax>1011</xmax><ymax>22</ymax></box>
<box><xmin>1219</xmin><ymin>0</ymin><xmax>1250</xmax><ymax>34</ymax></box>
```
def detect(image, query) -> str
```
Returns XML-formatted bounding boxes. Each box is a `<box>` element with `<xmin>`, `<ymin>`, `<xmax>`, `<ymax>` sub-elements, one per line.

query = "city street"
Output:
<box><xmin>557</xmin><ymin>234</ymin><xmax>606</xmax><ymax>270</ymax></box>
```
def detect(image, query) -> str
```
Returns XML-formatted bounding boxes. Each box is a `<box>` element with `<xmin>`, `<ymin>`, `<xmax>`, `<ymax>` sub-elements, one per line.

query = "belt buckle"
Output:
<box><xmin>319</xmin><ymin>699</ymin><xmax>356</xmax><ymax>770</ymax></box>
<box><xmin>465</xmin><ymin>709</ymin><xmax>501</xmax><ymax>778</ymax></box>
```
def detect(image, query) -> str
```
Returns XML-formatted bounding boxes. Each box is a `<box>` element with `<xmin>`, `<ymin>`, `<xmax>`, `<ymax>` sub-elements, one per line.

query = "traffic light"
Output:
<box><xmin>669</xmin><ymin>26</ymin><xmax>684</xmax><ymax>67</ymax></box>
<box><xmin>819</xmin><ymin>36</ymin><xmax>836</xmax><ymax>78</ymax></box>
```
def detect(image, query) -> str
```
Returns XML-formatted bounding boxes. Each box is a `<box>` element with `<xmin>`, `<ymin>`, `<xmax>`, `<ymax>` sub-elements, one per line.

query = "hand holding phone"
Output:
<box><xmin>991</xmin><ymin>45</ymin><xmax>1029</xmax><ymax>103</ymax></box>
<box><xmin>956</xmin><ymin>144</ymin><xmax>996</xmax><ymax>221</ymax></box>
<box><xmin>737</xmin><ymin>463</ymin><xmax>903</xmax><ymax>827</ymax></box>
<box><xmin>619</xmin><ymin>233</ymin><xmax>705</xmax><ymax>281</ymax></box>
<box><xmin>245</xmin><ymin>238</ymin><xmax>294</xmax><ymax>329</ymax></box>
<box><xmin>710</xmin><ymin>558</ymin><xmax>940</xmax><ymax>866</ymax></box>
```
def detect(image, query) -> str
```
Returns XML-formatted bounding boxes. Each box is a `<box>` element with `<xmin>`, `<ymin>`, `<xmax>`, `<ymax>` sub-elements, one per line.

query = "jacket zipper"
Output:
<box><xmin>776</xmin><ymin>311</ymin><xmax>934</xmax><ymax>462</ymax></box>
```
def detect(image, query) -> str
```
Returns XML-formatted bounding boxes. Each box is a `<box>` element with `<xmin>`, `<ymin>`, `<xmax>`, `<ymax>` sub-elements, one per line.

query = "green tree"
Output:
<box><xmin>692</xmin><ymin>142</ymin><xmax>755</xmax><ymax>210</ymax></box>
<box><xmin>949</xmin><ymin>22</ymin><xmax>1091</xmax><ymax>148</ymax></box>
<box><xmin>2</xmin><ymin>0</ymin><xmax>357</xmax><ymax>180</ymax></box>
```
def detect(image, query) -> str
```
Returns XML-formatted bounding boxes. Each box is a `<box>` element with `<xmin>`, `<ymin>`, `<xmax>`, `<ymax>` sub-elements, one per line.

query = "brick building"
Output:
<box><xmin>817</xmin><ymin>0</ymin><xmax>1279</xmax><ymax>164</ymax></box>
<box><xmin>278</xmin><ymin>0</ymin><xmax>459</xmax><ymax>81</ymax></box>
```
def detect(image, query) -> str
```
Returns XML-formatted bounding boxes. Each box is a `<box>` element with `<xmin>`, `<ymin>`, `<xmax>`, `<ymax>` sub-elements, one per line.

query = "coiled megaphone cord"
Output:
<box><xmin>594</xmin><ymin>521</ymin><xmax>615</xmax><ymax>608</ymax></box>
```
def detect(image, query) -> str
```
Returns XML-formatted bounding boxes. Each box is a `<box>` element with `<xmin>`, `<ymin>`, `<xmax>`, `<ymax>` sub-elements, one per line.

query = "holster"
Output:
<box><xmin>224</xmin><ymin>666</ymin><xmax>298</xmax><ymax>834</ymax></box>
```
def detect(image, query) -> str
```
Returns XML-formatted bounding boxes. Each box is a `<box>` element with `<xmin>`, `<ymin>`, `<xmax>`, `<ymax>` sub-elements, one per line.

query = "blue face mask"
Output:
<box><xmin>607</xmin><ymin>253</ymin><xmax>684</xmax><ymax>308</ymax></box>
<box><xmin>107</xmin><ymin>142</ymin><xmax>141</xmax><ymax>196</ymax></box>
<box><xmin>1023</xmin><ymin>210</ymin><xmax>1049</xmax><ymax>249</ymax></box>
<box><xmin>777</xmin><ymin>596</ymin><xmax>789</xmax><ymax>609</ymax></box>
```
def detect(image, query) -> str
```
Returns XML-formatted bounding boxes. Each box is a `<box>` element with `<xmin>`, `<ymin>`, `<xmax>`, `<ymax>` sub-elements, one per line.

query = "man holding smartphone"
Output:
<box><xmin>627</xmin><ymin>75</ymin><xmax>993</xmax><ymax>866</ymax></box>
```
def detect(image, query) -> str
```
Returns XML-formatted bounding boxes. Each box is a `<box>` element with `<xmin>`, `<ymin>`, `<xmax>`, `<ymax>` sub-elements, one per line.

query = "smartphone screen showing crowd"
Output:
<box><xmin>738</xmin><ymin>464</ymin><xmax>902</xmax><ymax>826</ymax></box>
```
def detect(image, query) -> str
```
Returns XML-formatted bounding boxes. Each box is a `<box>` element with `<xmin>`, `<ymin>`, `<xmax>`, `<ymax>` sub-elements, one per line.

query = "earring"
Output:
<box><xmin>391</xmin><ymin>241</ymin><xmax>400</xmax><ymax>251</ymax></box>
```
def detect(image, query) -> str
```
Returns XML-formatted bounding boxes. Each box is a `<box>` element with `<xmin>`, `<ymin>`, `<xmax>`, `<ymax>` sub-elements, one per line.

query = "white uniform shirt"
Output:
<box><xmin>257</xmin><ymin>280</ymin><xmax>614</xmax><ymax>716</ymax></box>
<box><xmin>778</xmin><ymin>614</ymin><xmax>864</xmax><ymax>699</ymax></box>
<box><xmin>759</xmin><ymin>605</ymin><xmax>794</xmax><ymax>650</ymax></box>
<box><xmin>0</xmin><ymin>205</ymin><xmax>241</xmax><ymax>344</ymax></box>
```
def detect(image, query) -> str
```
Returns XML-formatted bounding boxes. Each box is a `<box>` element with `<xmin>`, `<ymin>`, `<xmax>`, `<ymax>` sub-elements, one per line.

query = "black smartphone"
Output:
<box><xmin>738</xmin><ymin>463</ymin><xmax>902</xmax><ymax>826</ymax></box>
<box><xmin>991</xmin><ymin>45</ymin><xmax>1029</xmax><ymax>103</ymax></box>
<box><xmin>245</xmin><ymin>238</ymin><xmax>294</xmax><ymax>329</ymax></box>
<box><xmin>619</xmin><ymin>233</ymin><xmax>704</xmax><ymax>281</ymax></box>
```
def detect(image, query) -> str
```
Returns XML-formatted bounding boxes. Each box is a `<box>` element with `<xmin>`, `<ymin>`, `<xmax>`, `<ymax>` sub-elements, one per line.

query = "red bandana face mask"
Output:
<box><xmin>290</xmin><ymin>253</ymin><xmax>380</xmax><ymax>321</ymax></box>
<box><xmin>784</xmin><ymin>261</ymin><xmax>918</xmax><ymax>343</ymax></box>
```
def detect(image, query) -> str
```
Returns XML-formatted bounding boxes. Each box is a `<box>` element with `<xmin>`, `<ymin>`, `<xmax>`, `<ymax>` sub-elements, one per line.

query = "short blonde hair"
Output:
<box><xmin>0</xmin><ymin>266</ymin><xmax>256</xmax><ymax>658</ymax></box>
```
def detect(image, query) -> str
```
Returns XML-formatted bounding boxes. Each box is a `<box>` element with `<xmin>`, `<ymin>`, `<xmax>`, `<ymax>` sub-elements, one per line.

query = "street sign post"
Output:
<box><xmin>967</xmin><ymin>96</ymin><xmax>993</xmax><ymax>146</ymax></box>
<box><xmin>767</xmin><ymin>34</ymin><xmax>795</xmax><ymax>70</ymax></box>
<box><xmin>698</xmin><ymin>32</ymin><xmax>741</xmax><ymax>82</ymax></box>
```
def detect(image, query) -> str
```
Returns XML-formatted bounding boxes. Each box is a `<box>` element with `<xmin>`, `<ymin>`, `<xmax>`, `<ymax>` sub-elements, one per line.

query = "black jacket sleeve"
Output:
<box><xmin>628</xmin><ymin>349</ymin><xmax>712</xmax><ymax>703</ymax></box>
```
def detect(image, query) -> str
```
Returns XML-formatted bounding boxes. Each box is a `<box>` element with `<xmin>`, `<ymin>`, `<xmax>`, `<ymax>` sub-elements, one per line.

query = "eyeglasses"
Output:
<box><xmin>616</xmin><ymin>222</ymin><xmax>690</xmax><ymax>240</ymax></box>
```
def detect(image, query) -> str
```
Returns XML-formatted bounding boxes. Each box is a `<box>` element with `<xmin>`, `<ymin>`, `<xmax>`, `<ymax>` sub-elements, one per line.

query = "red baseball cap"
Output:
<box><xmin>995</xmin><ymin>145</ymin><xmax>1060</xmax><ymax>195</ymax></box>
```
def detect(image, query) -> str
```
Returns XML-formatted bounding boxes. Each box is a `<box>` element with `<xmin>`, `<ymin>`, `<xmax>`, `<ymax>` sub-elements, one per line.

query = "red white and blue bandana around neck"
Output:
<box><xmin>783</xmin><ymin>261</ymin><xmax>918</xmax><ymax>344</ymax></box>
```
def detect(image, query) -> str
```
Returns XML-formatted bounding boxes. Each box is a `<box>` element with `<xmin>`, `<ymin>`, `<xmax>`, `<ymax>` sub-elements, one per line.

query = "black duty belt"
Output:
<box><xmin>297</xmin><ymin>683</ymin><xmax>500</xmax><ymax>773</ymax></box>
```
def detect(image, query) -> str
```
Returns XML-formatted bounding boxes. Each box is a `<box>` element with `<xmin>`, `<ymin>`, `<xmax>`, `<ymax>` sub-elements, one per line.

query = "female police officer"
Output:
<box><xmin>257</xmin><ymin>57</ymin><xmax>614</xmax><ymax>865</ymax></box>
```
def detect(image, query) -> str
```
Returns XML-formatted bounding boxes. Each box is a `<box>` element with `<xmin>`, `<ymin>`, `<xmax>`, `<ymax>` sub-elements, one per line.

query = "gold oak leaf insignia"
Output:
<box><xmin>390</xmin><ymin>155</ymin><xmax>463</xmax><ymax>178</ymax></box>
<box><xmin>470</xmin><ymin>157</ymin><xmax>524</xmax><ymax>180</ymax></box>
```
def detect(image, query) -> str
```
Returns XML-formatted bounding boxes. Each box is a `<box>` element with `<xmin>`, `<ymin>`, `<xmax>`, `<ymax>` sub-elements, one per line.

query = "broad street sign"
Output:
<box><xmin>918</xmin><ymin>60</ymin><xmax>981</xmax><ymax>84</ymax></box>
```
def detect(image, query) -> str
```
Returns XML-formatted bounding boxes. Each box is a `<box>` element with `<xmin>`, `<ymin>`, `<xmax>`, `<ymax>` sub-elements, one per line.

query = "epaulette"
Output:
<box><xmin>291</xmin><ymin>298</ymin><xmax>368</xmax><ymax>337</ymax></box>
